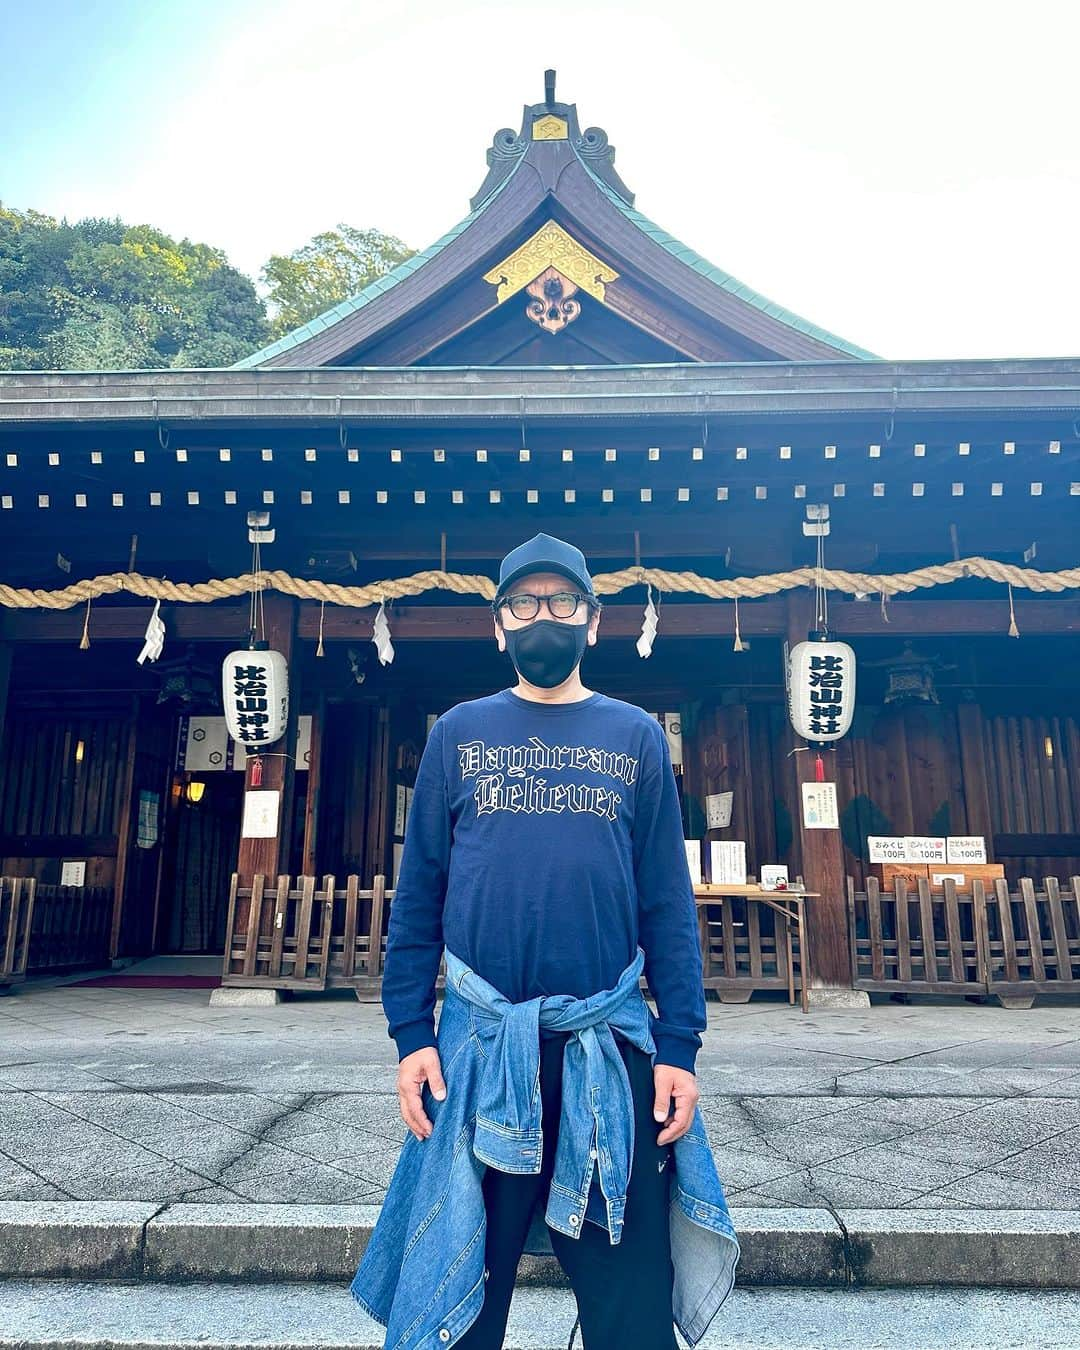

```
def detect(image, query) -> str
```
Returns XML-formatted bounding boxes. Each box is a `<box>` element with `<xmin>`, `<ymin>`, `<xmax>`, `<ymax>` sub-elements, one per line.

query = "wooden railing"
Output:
<box><xmin>847</xmin><ymin>875</ymin><xmax>1080</xmax><ymax>1006</ymax></box>
<box><xmin>1</xmin><ymin>878</ymin><xmax>114</xmax><ymax>985</ymax></box>
<box><xmin>697</xmin><ymin>892</ymin><xmax>800</xmax><ymax>1002</ymax></box>
<box><xmin>0</xmin><ymin>877</ymin><xmax>36</xmax><ymax>987</ymax></box>
<box><xmin>222</xmin><ymin>873</ymin><xmax>419</xmax><ymax>996</ymax></box>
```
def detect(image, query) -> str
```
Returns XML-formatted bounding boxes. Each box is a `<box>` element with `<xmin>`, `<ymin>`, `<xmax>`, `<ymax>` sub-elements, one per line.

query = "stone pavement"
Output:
<box><xmin>3</xmin><ymin>961</ymin><xmax>1080</xmax><ymax>1212</ymax></box>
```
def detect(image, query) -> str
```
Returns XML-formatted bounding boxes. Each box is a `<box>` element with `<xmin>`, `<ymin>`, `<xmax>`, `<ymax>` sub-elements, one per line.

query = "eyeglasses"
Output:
<box><xmin>495</xmin><ymin>590</ymin><xmax>594</xmax><ymax>621</ymax></box>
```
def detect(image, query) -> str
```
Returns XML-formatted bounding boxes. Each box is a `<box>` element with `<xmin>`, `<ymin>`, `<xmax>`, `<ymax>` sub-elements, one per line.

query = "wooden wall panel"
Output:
<box><xmin>0</xmin><ymin>712</ymin><xmax>129</xmax><ymax>874</ymax></box>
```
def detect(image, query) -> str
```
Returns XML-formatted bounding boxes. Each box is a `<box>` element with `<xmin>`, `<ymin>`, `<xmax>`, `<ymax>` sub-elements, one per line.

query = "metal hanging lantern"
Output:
<box><xmin>787</xmin><ymin>640</ymin><xmax>856</xmax><ymax>743</ymax></box>
<box><xmin>222</xmin><ymin>646</ymin><xmax>289</xmax><ymax>748</ymax></box>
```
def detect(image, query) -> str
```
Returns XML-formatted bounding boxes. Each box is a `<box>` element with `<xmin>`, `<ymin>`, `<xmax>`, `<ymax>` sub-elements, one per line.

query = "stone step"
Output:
<box><xmin>2</xmin><ymin>1201</ymin><xmax>1080</xmax><ymax>1290</ymax></box>
<box><xmin>2</xmin><ymin>1278</ymin><xmax>1080</xmax><ymax>1348</ymax></box>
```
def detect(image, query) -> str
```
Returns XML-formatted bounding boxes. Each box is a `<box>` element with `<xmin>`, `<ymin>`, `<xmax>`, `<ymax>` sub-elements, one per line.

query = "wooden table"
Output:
<box><xmin>693</xmin><ymin>884</ymin><xmax>818</xmax><ymax>1013</ymax></box>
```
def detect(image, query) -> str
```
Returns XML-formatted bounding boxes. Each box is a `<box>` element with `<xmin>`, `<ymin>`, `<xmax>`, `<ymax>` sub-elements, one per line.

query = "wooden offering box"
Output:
<box><xmin>870</xmin><ymin>862</ymin><xmax>1006</xmax><ymax>891</ymax></box>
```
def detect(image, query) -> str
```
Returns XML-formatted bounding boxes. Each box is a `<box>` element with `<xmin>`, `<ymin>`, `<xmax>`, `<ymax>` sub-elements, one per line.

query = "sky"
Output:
<box><xmin>3</xmin><ymin>0</ymin><xmax>1079</xmax><ymax>360</ymax></box>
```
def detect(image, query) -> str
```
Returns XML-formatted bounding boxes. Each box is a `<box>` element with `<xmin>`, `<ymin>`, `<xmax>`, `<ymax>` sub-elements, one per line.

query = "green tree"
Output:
<box><xmin>262</xmin><ymin>224</ymin><xmax>414</xmax><ymax>337</ymax></box>
<box><xmin>0</xmin><ymin>204</ymin><xmax>269</xmax><ymax>370</ymax></box>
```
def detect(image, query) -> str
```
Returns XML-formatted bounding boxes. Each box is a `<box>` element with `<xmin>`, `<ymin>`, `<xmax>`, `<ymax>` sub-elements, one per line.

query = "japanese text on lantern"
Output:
<box><xmin>787</xmin><ymin>640</ymin><xmax>856</xmax><ymax>743</ymax></box>
<box><xmin>221</xmin><ymin>648</ymin><xmax>289</xmax><ymax>747</ymax></box>
<box><xmin>231</xmin><ymin>663</ymin><xmax>271</xmax><ymax>743</ymax></box>
<box><xmin>807</xmin><ymin>652</ymin><xmax>844</xmax><ymax>738</ymax></box>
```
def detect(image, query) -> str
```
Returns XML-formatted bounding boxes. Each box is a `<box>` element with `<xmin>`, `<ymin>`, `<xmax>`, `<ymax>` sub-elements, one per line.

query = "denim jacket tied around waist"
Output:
<box><xmin>350</xmin><ymin>945</ymin><xmax>740</xmax><ymax>1349</ymax></box>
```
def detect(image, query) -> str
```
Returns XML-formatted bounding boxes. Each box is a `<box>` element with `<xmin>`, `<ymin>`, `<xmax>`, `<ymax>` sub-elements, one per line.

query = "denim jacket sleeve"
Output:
<box><xmin>632</xmin><ymin>718</ymin><xmax>706</xmax><ymax>1074</ymax></box>
<box><xmin>381</xmin><ymin>716</ymin><xmax>452</xmax><ymax>1060</ymax></box>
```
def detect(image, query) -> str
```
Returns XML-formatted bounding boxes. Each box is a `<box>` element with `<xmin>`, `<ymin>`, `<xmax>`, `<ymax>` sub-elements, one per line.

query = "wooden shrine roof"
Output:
<box><xmin>233</xmin><ymin>77</ymin><xmax>876</xmax><ymax>369</ymax></box>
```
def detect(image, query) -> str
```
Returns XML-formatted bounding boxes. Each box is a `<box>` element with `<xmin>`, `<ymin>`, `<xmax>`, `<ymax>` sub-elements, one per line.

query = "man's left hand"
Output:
<box><xmin>653</xmin><ymin>1064</ymin><xmax>698</xmax><ymax>1145</ymax></box>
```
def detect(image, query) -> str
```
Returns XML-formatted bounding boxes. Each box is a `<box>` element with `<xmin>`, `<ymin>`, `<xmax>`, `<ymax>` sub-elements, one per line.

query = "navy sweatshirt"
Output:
<box><xmin>381</xmin><ymin>687</ymin><xmax>707</xmax><ymax>1073</ymax></box>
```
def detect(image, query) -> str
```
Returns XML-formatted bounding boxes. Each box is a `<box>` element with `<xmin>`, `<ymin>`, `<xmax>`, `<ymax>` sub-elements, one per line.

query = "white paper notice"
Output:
<box><xmin>684</xmin><ymin>839</ymin><xmax>702</xmax><ymax>884</ymax></box>
<box><xmin>60</xmin><ymin>860</ymin><xmax>86</xmax><ymax>887</ymax></box>
<box><xmin>296</xmin><ymin>714</ymin><xmax>312</xmax><ymax>769</ymax></box>
<box><xmin>394</xmin><ymin>784</ymin><xmax>407</xmax><ymax>838</ymax></box>
<box><xmin>710</xmin><ymin>840</ymin><xmax>747</xmax><ymax>885</ymax></box>
<box><xmin>392</xmin><ymin>842</ymin><xmax>404</xmax><ymax>887</ymax></box>
<box><xmin>946</xmin><ymin>836</ymin><xmax>987</xmax><ymax>864</ymax></box>
<box><xmin>802</xmin><ymin>782</ymin><xmax>839</xmax><ymax>830</ymax></box>
<box><xmin>904</xmin><ymin>836</ymin><xmax>947</xmax><ymax>863</ymax></box>
<box><xmin>705</xmin><ymin>791</ymin><xmax>734</xmax><ymax>830</ymax></box>
<box><xmin>760</xmin><ymin>864</ymin><xmax>789</xmax><ymax>890</ymax></box>
<box><xmin>404</xmin><ymin>787</ymin><xmax>413</xmax><ymax>834</ymax></box>
<box><xmin>241</xmin><ymin>789</ymin><xmax>280</xmax><ymax>839</ymax></box>
<box><xmin>868</xmin><ymin>836</ymin><xmax>908</xmax><ymax>863</ymax></box>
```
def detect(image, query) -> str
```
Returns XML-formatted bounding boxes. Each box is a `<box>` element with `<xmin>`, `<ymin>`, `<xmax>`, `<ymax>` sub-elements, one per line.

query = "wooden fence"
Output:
<box><xmin>0</xmin><ymin>878</ymin><xmax>114</xmax><ymax>986</ymax></box>
<box><xmin>222</xmin><ymin>873</ymin><xmax>416</xmax><ymax>997</ymax></box>
<box><xmin>848</xmin><ymin>875</ymin><xmax>1080</xmax><ymax>1005</ymax></box>
<box><xmin>0</xmin><ymin>877</ymin><xmax>36</xmax><ymax>988</ymax></box>
<box><xmin>698</xmin><ymin>895</ymin><xmax>797</xmax><ymax>1001</ymax></box>
<box><xmin>224</xmin><ymin>872</ymin><xmax>803</xmax><ymax>1005</ymax></box>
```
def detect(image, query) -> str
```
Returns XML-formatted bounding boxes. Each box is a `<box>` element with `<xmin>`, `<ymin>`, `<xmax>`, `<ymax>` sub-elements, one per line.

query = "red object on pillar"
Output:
<box><xmin>250</xmin><ymin>755</ymin><xmax>263</xmax><ymax>787</ymax></box>
<box><xmin>814</xmin><ymin>753</ymin><xmax>825</xmax><ymax>783</ymax></box>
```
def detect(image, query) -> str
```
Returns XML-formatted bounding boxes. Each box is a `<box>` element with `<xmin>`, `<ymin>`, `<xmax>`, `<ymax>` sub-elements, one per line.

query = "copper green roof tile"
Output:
<box><xmin>581</xmin><ymin>169</ymin><xmax>876</xmax><ymax>360</ymax></box>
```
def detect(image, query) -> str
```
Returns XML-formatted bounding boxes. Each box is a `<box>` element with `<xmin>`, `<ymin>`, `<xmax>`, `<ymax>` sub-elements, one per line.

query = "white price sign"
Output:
<box><xmin>868</xmin><ymin>836</ymin><xmax>907</xmax><ymax>863</ymax></box>
<box><xmin>947</xmin><ymin>836</ymin><xmax>987</xmax><ymax>864</ymax></box>
<box><xmin>904</xmin><ymin>836</ymin><xmax>947</xmax><ymax>863</ymax></box>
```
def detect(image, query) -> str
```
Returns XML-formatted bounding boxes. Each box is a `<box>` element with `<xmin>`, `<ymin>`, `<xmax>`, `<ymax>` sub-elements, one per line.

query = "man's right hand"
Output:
<box><xmin>398</xmin><ymin>1046</ymin><xmax>447</xmax><ymax>1141</ymax></box>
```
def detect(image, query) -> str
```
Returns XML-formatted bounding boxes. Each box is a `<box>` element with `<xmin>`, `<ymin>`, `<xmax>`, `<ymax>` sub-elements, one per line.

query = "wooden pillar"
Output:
<box><xmin>0</xmin><ymin>635</ymin><xmax>11</xmax><ymax>774</ymax></box>
<box><xmin>108</xmin><ymin>695</ymin><xmax>140</xmax><ymax>961</ymax></box>
<box><xmin>236</xmin><ymin>594</ymin><xmax>300</xmax><ymax>884</ymax></box>
<box><xmin>785</xmin><ymin>592</ymin><xmax>868</xmax><ymax>1007</ymax></box>
<box><xmin>300</xmin><ymin>689</ymin><xmax>325</xmax><ymax>876</ymax></box>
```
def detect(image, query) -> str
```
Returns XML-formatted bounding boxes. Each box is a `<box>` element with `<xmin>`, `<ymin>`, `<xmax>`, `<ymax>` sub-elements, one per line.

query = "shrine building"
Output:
<box><xmin>1</xmin><ymin>74</ymin><xmax>1078</xmax><ymax>1008</ymax></box>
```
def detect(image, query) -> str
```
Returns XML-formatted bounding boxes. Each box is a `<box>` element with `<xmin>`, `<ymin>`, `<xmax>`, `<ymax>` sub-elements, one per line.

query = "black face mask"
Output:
<box><xmin>503</xmin><ymin>618</ymin><xmax>589</xmax><ymax>689</ymax></box>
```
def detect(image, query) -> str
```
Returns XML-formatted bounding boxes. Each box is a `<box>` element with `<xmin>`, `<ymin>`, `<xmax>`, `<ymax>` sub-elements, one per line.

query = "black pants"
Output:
<box><xmin>456</xmin><ymin>1031</ymin><xmax>678</xmax><ymax>1350</ymax></box>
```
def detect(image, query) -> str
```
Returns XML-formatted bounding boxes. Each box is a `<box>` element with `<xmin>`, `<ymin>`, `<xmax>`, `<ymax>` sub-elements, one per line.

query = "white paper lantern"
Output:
<box><xmin>787</xmin><ymin>640</ymin><xmax>856</xmax><ymax>743</ymax></box>
<box><xmin>222</xmin><ymin>648</ymin><xmax>289</xmax><ymax>748</ymax></box>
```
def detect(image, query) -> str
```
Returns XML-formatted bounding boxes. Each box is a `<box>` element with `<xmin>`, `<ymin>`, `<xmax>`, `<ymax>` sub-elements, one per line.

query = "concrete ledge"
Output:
<box><xmin>2</xmin><ymin>1203</ymin><xmax>1080</xmax><ymax>1289</ymax></box>
<box><xmin>144</xmin><ymin>1203</ymin><xmax>380</xmax><ymax>1281</ymax></box>
<box><xmin>0</xmin><ymin>1201</ymin><xmax>159</xmax><ymax>1278</ymax></box>
<box><xmin>5</xmin><ymin>1280</ymin><xmax>1080</xmax><ymax>1349</ymax></box>
<box><xmin>728</xmin><ymin>1207</ymin><xmax>848</xmax><ymax>1286</ymax></box>
<box><xmin>844</xmin><ymin>1209</ymin><xmax>1080</xmax><ymax>1288</ymax></box>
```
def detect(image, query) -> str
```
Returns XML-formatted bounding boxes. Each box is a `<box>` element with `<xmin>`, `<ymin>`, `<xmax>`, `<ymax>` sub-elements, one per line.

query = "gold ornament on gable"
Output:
<box><xmin>483</xmin><ymin>223</ymin><xmax>618</xmax><ymax>306</ymax></box>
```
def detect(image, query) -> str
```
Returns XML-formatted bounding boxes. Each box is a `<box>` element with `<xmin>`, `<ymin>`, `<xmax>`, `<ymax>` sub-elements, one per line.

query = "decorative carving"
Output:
<box><xmin>483</xmin><ymin>222</ymin><xmax>618</xmax><ymax>303</ymax></box>
<box><xmin>525</xmin><ymin>268</ymin><xmax>580</xmax><ymax>333</ymax></box>
<box><xmin>489</xmin><ymin>127</ymin><xmax>526</xmax><ymax>161</ymax></box>
<box><xmin>532</xmin><ymin>114</ymin><xmax>568</xmax><ymax>140</ymax></box>
<box><xmin>470</xmin><ymin>78</ymin><xmax>636</xmax><ymax>208</ymax></box>
<box><xmin>575</xmin><ymin>125</ymin><xmax>634</xmax><ymax>204</ymax></box>
<box><xmin>471</xmin><ymin>128</ymin><xmax>528</xmax><ymax>208</ymax></box>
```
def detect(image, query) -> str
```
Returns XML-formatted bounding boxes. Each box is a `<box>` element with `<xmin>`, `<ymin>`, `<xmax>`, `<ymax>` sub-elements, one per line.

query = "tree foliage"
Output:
<box><xmin>0</xmin><ymin>205</ymin><xmax>268</xmax><ymax>370</ymax></box>
<box><xmin>262</xmin><ymin>225</ymin><xmax>414</xmax><ymax>337</ymax></box>
<box><xmin>0</xmin><ymin>206</ymin><xmax>415</xmax><ymax>368</ymax></box>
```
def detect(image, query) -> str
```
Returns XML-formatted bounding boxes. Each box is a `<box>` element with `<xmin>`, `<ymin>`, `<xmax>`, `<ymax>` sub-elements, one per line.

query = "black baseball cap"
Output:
<box><xmin>493</xmin><ymin>532</ymin><xmax>596</xmax><ymax>603</ymax></box>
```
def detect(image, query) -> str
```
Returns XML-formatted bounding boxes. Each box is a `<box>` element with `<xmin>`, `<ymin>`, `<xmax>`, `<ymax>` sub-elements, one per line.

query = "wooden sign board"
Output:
<box><xmin>870</xmin><ymin>862</ymin><xmax>1005</xmax><ymax>892</ymax></box>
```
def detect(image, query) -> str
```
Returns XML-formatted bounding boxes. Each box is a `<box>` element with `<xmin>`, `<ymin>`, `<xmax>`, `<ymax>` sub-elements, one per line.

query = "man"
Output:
<box><xmin>372</xmin><ymin>531</ymin><xmax>712</xmax><ymax>1348</ymax></box>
